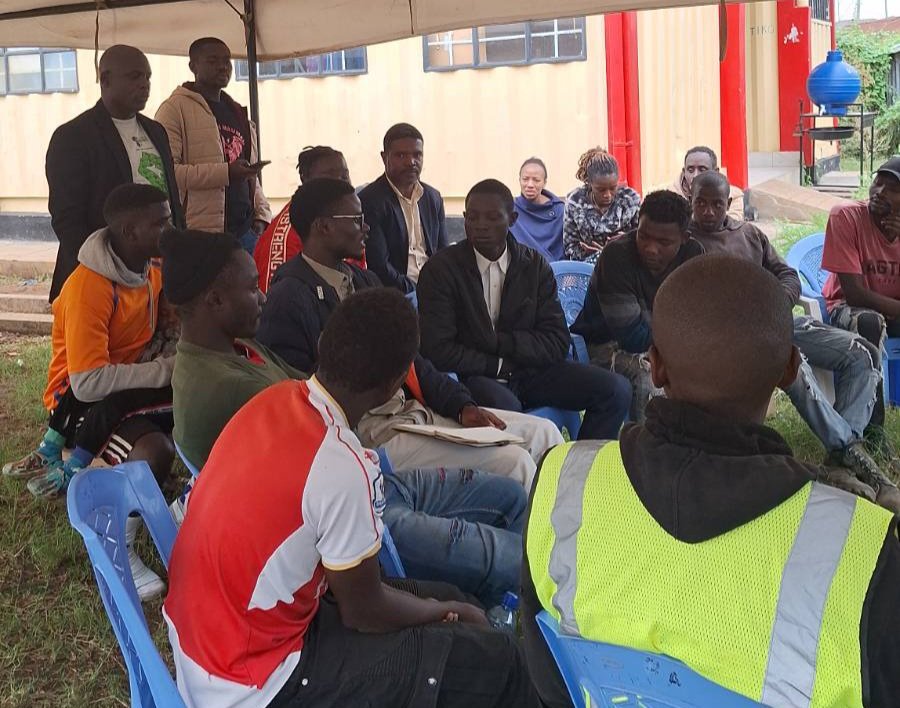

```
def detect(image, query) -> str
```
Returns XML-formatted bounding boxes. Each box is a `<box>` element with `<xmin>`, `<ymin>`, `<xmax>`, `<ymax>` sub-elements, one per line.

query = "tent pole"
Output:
<box><xmin>244</xmin><ymin>0</ymin><xmax>261</xmax><ymax>160</ymax></box>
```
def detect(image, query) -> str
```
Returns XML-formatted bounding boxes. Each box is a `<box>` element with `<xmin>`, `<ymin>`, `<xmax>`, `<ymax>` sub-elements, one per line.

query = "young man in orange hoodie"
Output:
<box><xmin>4</xmin><ymin>184</ymin><xmax>177</xmax><ymax>600</ymax></box>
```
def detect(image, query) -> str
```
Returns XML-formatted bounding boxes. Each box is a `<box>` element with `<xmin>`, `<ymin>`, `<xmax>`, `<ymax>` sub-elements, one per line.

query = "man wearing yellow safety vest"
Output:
<box><xmin>522</xmin><ymin>254</ymin><xmax>900</xmax><ymax>707</ymax></box>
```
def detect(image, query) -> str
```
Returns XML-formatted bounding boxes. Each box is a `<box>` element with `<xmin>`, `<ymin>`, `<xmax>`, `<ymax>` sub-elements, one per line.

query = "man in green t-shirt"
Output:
<box><xmin>160</xmin><ymin>228</ymin><xmax>306</xmax><ymax>469</ymax></box>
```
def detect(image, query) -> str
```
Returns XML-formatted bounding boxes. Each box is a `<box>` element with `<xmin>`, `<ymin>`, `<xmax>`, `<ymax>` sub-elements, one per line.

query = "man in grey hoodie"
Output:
<box><xmin>7</xmin><ymin>184</ymin><xmax>176</xmax><ymax>601</ymax></box>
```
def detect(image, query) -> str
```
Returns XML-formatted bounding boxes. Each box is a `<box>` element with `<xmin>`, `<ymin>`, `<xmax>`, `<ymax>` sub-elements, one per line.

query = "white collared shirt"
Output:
<box><xmin>474</xmin><ymin>246</ymin><xmax>511</xmax><ymax>379</ymax></box>
<box><xmin>474</xmin><ymin>246</ymin><xmax>510</xmax><ymax>329</ymax></box>
<box><xmin>387</xmin><ymin>177</ymin><xmax>427</xmax><ymax>282</ymax></box>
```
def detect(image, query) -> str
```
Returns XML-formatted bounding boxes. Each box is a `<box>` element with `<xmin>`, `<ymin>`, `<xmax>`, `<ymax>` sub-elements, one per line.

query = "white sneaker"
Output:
<box><xmin>169</xmin><ymin>482</ymin><xmax>192</xmax><ymax>527</ymax></box>
<box><xmin>169</xmin><ymin>496</ymin><xmax>186</xmax><ymax>527</ymax></box>
<box><xmin>125</xmin><ymin>516</ymin><xmax>166</xmax><ymax>602</ymax></box>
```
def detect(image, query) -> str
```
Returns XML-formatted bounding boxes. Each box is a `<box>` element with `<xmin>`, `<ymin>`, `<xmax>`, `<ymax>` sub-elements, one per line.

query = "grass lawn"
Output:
<box><xmin>0</xmin><ymin>335</ymin><xmax>171</xmax><ymax>707</ymax></box>
<box><xmin>3</xmin><ymin>216</ymin><xmax>899</xmax><ymax>703</ymax></box>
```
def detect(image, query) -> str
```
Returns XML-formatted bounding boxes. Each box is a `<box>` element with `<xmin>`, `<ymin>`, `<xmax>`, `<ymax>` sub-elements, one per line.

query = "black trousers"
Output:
<box><xmin>48</xmin><ymin>386</ymin><xmax>173</xmax><ymax>462</ymax></box>
<box><xmin>268</xmin><ymin>580</ymin><xmax>541</xmax><ymax>708</ymax></box>
<box><xmin>463</xmin><ymin>361</ymin><xmax>631</xmax><ymax>441</ymax></box>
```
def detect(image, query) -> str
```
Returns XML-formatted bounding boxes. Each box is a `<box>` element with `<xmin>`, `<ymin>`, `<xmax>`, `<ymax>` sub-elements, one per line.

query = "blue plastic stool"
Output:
<box><xmin>536</xmin><ymin>611</ymin><xmax>762</xmax><ymax>707</ymax></box>
<box><xmin>67</xmin><ymin>462</ymin><xmax>185</xmax><ymax>708</ymax></box>
<box><xmin>375</xmin><ymin>448</ymin><xmax>407</xmax><ymax>578</ymax></box>
<box><xmin>883</xmin><ymin>337</ymin><xmax>900</xmax><ymax>407</ymax></box>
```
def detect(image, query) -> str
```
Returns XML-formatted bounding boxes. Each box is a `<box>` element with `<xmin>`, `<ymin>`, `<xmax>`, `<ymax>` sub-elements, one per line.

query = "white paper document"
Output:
<box><xmin>391</xmin><ymin>423</ymin><xmax>525</xmax><ymax>447</ymax></box>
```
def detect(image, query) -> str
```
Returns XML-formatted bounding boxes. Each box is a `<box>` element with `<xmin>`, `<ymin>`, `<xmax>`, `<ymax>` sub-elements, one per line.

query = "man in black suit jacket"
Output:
<box><xmin>45</xmin><ymin>45</ymin><xmax>183</xmax><ymax>301</ymax></box>
<box><xmin>257</xmin><ymin>178</ymin><xmax>563</xmax><ymax>486</ymax></box>
<box><xmin>358</xmin><ymin>123</ymin><xmax>449</xmax><ymax>293</ymax></box>
<box><xmin>417</xmin><ymin>179</ymin><xmax>631</xmax><ymax>441</ymax></box>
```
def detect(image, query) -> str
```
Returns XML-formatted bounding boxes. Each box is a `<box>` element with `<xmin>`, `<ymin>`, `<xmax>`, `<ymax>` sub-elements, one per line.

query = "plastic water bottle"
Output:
<box><xmin>487</xmin><ymin>591</ymin><xmax>520</xmax><ymax>633</ymax></box>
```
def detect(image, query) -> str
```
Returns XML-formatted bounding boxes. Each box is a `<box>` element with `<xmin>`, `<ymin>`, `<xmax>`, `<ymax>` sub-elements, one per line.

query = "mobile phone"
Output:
<box><xmin>249</xmin><ymin>160</ymin><xmax>271</xmax><ymax>170</ymax></box>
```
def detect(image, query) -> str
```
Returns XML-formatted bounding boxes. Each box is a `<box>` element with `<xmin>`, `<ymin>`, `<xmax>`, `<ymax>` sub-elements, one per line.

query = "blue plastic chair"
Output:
<box><xmin>784</xmin><ymin>233</ymin><xmax>900</xmax><ymax>405</ymax></box>
<box><xmin>374</xmin><ymin>448</ymin><xmax>407</xmax><ymax>578</ymax></box>
<box><xmin>785</xmin><ymin>233</ymin><xmax>829</xmax><ymax>323</ymax></box>
<box><xmin>527</xmin><ymin>406</ymin><xmax>582</xmax><ymax>440</ymax></box>
<box><xmin>551</xmin><ymin>260</ymin><xmax>594</xmax><ymax>363</ymax></box>
<box><xmin>174</xmin><ymin>441</ymin><xmax>200</xmax><ymax>478</ymax></box>
<box><xmin>67</xmin><ymin>462</ymin><xmax>185</xmax><ymax>708</ymax></box>
<box><xmin>536</xmin><ymin>611</ymin><xmax>762</xmax><ymax>707</ymax></box>
<box><xmin>884</xmin><ymin>338</ymin><xmax>900</xmax><ymax>407</ymax></box>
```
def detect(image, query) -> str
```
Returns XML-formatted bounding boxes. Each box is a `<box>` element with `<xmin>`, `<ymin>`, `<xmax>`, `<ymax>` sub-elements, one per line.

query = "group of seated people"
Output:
<box><xmin>4</xmin><ymin>39</ymin><xmax>900</xmax><ymax>708</ymax></box>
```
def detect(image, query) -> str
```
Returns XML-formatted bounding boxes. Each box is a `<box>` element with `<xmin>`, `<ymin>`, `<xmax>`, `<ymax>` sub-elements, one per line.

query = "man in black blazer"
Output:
<box><xmin>358</xmin><ymin>123</ymin><xmax>448</xmax><ymax>293</ymax></box>
<box><xmin>417</xmin><ymin>179</ymin><xmax>632</xmax><ymax>441</ymax></box>
<box><xmin>45</xmin><ymin>44</ymin><xmax>183</xmax><ymax>301</ymax></box>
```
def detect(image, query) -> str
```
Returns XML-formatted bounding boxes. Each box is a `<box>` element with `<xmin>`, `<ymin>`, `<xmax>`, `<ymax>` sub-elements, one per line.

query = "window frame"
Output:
<box><xmin>0</xmin><ymin>47</ymin><xmax>79</xmax><ymax>96</ymax></box>
<box><xmin>234</xmin><ymin>47</ymin><xmax>368</xmax><ymax>81</ymax></box>
<box><xmin>422</xmin><ymin>17</ymin><xmax>587</xmax><ymax>73</ymax></box>
<box><xmin>810</xmin><ymin>0</ymin><xmax>830</xmax><ymax>23</ymax></box>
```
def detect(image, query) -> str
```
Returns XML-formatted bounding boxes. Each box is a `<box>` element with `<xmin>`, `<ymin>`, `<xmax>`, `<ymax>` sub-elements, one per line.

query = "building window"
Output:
<box><xmin>0</xmin><ymin>48</ymin><xmax>78</xmax><ymax>95</ymax></box>
<box><xmin>235</xmin><ymin>47</ymin><xmax>367</xmax><ymax>80</ymax></box>
<box><xmin>424</xmin><ymin>17</ymin><xmax>586</xmax><ymax>71</ymax></box>
<box><xmin>810</xmin><ymin>0</ymin><xmax>830</xmax><ymax>22</ymax></box>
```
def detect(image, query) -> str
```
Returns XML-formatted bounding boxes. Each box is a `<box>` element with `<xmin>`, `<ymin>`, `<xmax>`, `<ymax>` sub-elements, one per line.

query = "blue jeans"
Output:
<box><xmin>382</xmin><ymin>468</ymin><xmax>527</xmax><ymax>607</ymax></box>
<box><xmin>785</xmin><ymin>315</ymin><xmax>881</xmax><ymax>452</ymax></box>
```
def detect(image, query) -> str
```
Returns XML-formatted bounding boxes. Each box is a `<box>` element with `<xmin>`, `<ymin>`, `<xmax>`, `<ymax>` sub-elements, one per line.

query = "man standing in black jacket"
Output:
<box><xmin>358</xmin><ymin>123</ymin><xmax>449</xmax><ymax>293</ymax></box>
<box><xmin>417</xmin><ymin>179</ymin><xmax>631</xmax><ymax>441</ymax></box>
<box><xmin>45</xmin><ymin>45</ymin><xmax>183</xmax><ymax>301</ymax></box>
<box><xmin>257</xmin><ymin>178</ymin><xmax>563</xmax><ymax>487</ymax></box>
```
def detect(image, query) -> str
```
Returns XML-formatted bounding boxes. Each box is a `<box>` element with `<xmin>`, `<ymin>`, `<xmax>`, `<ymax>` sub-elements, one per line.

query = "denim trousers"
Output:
<box><xmin>785</xmin><ymin>315</ymin><xmax>881</xmax><ymax>452</ymax></box>
<box><xmin>829</xmin><ymin>303</ymin><xmax>900</xmax><ymax>428</ymax></box>
<box><xmin>382</xmin><ymin>468</ymin><xmax>527</xmax><ymax>607</ymax></box>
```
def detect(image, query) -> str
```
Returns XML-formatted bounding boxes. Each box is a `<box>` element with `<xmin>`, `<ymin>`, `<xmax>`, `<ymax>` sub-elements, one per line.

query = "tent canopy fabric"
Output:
<box><xmin>0</xmin><ymin>0</ymin><xmax>748</xmax><ymax>60</ymax></box>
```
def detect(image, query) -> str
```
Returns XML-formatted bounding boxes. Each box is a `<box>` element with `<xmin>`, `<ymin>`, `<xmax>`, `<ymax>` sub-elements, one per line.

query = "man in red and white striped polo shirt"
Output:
<box><xmin>164</xmin><ymin>288</ymin><xmax>539</xmax><ymax>708</ymax></box>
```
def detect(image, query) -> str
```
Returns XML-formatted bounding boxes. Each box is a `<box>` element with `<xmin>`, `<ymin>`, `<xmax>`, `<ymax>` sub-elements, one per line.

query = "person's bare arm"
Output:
<box><xmin>325</xmin><ymin>556</ymin><xmax>486</xmax><ymax>633</ymax></box>
<box><xmin>837</xmin><ymin>273</ymin><xmax>900</xmax><ymax>320</ymax></box>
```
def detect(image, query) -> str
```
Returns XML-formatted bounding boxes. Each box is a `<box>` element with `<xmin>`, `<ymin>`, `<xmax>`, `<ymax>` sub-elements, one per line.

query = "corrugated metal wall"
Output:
<box><xmin>745</xmin><ymin>1</ymin><xmax>780</xmax><ymax>153</ymax></box>
<box><xmin>1</xmin><ymin>9</ymin><xmax>793</xmax><ymax>215</ymax></box>
<box><xmin>636</xmin><ymin>4</ymin><xmax>722</xmax><ymax>191</ymax></box>
<box><xmin>0</xmin><ymin>17</ymin><xmax>609</xmax><ymax>215</ymax></box>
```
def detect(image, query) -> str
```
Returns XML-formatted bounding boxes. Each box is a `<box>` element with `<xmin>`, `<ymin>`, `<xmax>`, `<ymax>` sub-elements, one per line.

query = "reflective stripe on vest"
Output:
<box><xmin>527</xmin><ymin>440</ymin><xmax>893</xmax><ymax>707</ymax></box>
<box><xmin>761</xmin><ymin>482</ymin><xmax>855</xmax><ymax>705</ymax></box>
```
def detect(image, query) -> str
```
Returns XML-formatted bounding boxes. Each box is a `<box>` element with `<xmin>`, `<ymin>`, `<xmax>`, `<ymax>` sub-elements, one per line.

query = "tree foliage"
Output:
<box><xmin>836</xmin><ymin>27</ymin><xmax>900</xmax><ymax>160</ymax></box>
<box><xmin>836</xmin><ymin>27</ymin><xmax>899</xmax><ymax>116</ymax></box>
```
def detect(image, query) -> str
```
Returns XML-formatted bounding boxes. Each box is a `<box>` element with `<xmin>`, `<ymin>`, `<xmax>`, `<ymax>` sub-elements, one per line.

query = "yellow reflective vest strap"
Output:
<box><xmin>526</xmin><ymin>440</ymin><xmax>893</xmax><ymax>706</ymax></box>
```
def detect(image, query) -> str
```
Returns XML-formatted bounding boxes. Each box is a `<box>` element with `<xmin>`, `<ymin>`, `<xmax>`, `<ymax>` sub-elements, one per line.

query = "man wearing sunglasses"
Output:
<box><xmin>258</xmin><ymin>178</ymin><xmax>563</xmax><ymax>489</ymax></box>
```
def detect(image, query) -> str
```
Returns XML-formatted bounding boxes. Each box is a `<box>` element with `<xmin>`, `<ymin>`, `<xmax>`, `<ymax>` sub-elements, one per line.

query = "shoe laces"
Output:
<box><xmin>848</xmin><ymin>445</ymin><xmax>896</xmax><ymax>490</ymax></box>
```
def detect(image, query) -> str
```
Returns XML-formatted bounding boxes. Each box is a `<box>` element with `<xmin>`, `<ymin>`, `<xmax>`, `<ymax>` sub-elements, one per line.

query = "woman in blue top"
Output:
<box><xmin>510</xmin><ymin>157</ymin><xmax>565</xmax><ymax>263</ymax></box>
<box><xmin>563</xmin><ymin>147</ymin><xmax>641</xmax><ymax>263</ymax></box>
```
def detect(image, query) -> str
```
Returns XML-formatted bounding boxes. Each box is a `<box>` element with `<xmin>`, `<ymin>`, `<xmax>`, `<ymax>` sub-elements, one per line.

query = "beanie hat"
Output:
<box><xmin>160</xmin><ymin>229</ymin><xmax>242</xmax><ymax>305</ymax></box>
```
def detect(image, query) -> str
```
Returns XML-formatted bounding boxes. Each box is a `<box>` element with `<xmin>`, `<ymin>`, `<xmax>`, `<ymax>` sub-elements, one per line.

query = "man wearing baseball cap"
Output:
<box><xmin>822</xmin><ymin>157</ymin><xmax>900</xmax><ymax>479</ymax></box>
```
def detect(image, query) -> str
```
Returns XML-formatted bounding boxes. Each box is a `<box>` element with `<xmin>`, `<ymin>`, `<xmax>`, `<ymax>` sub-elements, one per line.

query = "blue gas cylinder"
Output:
<box><xmin>807</xmin><ymin>50</ymin><xmax>861</xmax><ymax>116</ymax></box>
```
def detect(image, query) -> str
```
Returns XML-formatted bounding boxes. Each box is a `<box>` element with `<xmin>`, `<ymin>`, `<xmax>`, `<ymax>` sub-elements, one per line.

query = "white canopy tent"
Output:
<box><xmin>0</xmin><ymin>0</ymin><xmax>747</xmax><ymax>60</ymax></box>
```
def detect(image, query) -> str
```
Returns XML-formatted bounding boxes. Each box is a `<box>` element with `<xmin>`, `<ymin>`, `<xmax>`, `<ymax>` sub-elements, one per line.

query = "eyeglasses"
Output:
<box><xmin>328</xmin><ymin>214</ymin><xmax>366</xmax><ymax>230</ymax></box>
